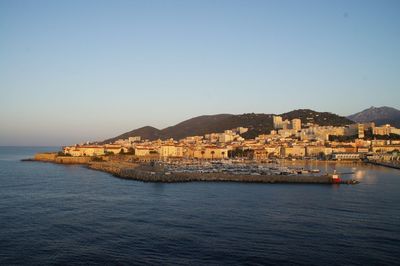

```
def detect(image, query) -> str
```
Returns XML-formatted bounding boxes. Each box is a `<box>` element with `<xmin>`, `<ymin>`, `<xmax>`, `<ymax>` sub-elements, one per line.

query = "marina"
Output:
<box><xmin>162</xmin><ymin>160</ymin><xmax>321</xmax><ymax>176</ymax></box>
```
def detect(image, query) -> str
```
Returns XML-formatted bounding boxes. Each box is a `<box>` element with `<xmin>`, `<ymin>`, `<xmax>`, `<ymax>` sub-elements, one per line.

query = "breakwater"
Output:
<box><xmin>88</xmin><ymin>162</ymin><xmax>358</xmax><ymax>184</ymax></box>
<box><xmin>28</xmin><ymin>153</ymin><xmax>359</xmax><ymax>184</ymax></box>
<box><xmin>367</xmin><ymin>160</ymin><xmax>400</xmax><ymax>170</ymax></box>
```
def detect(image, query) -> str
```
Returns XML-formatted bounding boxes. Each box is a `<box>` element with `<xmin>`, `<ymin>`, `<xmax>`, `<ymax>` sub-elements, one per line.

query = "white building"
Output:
<box><xmin>291</xmin><ymin>119</ymin><xmax>301</xmax><ymax>131</ymax></box>
<box><xmin>273</xmin><ymin>116</ymin><xmax>283</xmax><ymax>129</ymax></box>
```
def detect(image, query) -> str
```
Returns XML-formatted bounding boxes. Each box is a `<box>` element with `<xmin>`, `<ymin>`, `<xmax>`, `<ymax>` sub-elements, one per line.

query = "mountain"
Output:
<box><xmin>347</xmin><ymin>106</ymin><xmax>400</xmax><ymax>127</ymax></box>
<box><xmin>102</xmin><ymin>109</ymin><xmax>353</xmax><ymax>143</ymax></box>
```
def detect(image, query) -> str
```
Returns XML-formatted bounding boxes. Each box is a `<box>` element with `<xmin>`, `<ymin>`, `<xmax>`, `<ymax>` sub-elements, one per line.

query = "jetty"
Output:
<box><xmin>88</xmin><ymin>162</ymin><xmax>357</xmax><ymax>184</ymax></box>
<box><xmin>26</xmin><ymin>152</ymin><xmax>359</xmax><ymax>185</ymax></box>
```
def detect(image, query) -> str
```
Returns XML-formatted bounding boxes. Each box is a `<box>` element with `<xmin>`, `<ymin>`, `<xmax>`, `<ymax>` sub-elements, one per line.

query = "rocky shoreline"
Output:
<box><xmin>26</xmin><ymin>152</ymin><xmax>359</xmax><ymax>184</ymax></box>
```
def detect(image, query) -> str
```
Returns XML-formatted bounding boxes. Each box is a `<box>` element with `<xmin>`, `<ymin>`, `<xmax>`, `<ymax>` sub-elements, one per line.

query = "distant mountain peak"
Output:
<box><xmin>347</xmin><ymin>106</ymin><xmax>400</xmax><ymax>127</ymax></box>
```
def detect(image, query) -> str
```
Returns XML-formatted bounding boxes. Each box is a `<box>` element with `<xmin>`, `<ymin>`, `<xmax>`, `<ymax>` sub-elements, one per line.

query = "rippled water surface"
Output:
<box><xmin>0</xmin><ymin>147</ymin><xmax>399</xmax><ymax>265</ymax></box>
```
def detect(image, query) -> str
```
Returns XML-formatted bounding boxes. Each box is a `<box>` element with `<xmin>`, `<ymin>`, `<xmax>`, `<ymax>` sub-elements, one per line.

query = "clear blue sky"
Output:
<box><xmin>1</xmin><ymin>0</ymin><xmax>399</xmax><ymax>146</ymax></box>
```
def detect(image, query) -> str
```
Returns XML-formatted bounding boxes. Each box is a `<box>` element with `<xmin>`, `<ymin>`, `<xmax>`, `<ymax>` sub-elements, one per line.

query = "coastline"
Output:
<box><xmin>26</xmin><ymin>152</ymin><xmax>359</xmax><ymax>184</ymax></box>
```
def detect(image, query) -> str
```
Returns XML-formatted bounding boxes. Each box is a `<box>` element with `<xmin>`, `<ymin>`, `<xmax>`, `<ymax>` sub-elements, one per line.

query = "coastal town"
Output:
<box><xmin>30</xmin><ymin>113</ymin><xmax>399</xmax><ymax>185</ymax></box>
<box><xmin>58</xmin><ymin>115</ymin><xmax>400</xmax><ymax>167</ymax></box>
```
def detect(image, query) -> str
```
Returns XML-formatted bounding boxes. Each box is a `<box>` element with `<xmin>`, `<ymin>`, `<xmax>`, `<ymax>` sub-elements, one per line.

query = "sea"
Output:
<box><xmin>0</xmin><ymin>146</ymin><xmax>399</xmax><ymax>265</ymax></box>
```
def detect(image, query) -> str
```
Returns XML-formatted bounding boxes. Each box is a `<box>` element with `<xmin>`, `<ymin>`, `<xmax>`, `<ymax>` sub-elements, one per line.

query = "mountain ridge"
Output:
<box><xmin>101</xmin><ymin>109</ymin><xmax>353</xmax><ymax>143</ymax></box>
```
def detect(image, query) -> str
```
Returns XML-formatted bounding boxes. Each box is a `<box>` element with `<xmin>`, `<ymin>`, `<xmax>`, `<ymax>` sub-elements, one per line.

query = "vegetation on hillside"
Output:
<box><xmin>102</xmin><ymin>109</ymin><xmax>354</xmax><ymax>143</ymax></box>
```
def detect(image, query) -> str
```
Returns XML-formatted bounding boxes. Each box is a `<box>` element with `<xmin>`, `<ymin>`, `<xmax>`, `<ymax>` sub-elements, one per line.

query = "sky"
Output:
<box><xmin>1</xmin><ymin>0</ymin><xmax>399</xmax><ymax>146</ymax></box>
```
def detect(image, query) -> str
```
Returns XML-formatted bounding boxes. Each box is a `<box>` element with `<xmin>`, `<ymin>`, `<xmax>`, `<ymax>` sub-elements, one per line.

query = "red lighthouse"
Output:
<box><xmin>331</xmin><ymin>170</ymin><xmax>341</xmax><ymax>184</ymax></box>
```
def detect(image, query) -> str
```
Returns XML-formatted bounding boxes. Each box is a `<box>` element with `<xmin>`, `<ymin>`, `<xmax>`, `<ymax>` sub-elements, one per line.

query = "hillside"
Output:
<box><xmin>282</xmin><ymin>109</ymin><xmax>354</xmax><ymax>127</ymax></box>
<box><xmin>347</xmin><ymin>106</ymin><xmax>400</xmax><ymax>127</ymax></box>
<box><xmin>106</xmin><ymin>126</ymin><xmax>163</xmax><ymax>142</ymax></box>
<box><xmin>102</xmin><ymin>109</ymin><xmax>352</xmax><ymax>143</ymax></box>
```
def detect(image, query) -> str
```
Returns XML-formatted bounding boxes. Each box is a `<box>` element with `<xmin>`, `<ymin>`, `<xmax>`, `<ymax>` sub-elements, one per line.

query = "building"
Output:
<box><xmin>234</xmin><ymin>127</ymin><xmax>249</xmax><ymax>135</ymax></box>
<box><xmin>193</xmin><ymin>146</ymin><xmax>229</xmax><ymax>160</ymax></box>
<box><xmin>105</xmin><ymin>145</ymin><xmax>126</xmax><ymax>154</ymax></box>
<box><xmin>281</xmin><ymin>146</ymin><xmax>306</xmax><ymax>158</ymax></box>
<box><xmin>278</xmin><ymin>129</ymin><xmax>296</xmax><ymax>138</ymax></box>
<box><xmin>371</xmin><ymin>140</ymin><xmax>389</xmax><ymax>146</ymax></box>
<box><xmin>332</xmin><ymin>153</ymin><xmax>361</xmax><ymax>160</ymax></box>
<box><xmin>114</xmin><ymin>139</ymin><xmax>129</xmax><ymax>145</ymax></box>
<box><xmin>291</xmin><ymin>119</ymin><xmax>301</xmax><ymax>131</ymax></box>
<box><xmin>63</xmin><ymin>145</ymin><xmax>105</xmax><ymax>157</ymax></box>
<box><xmin>372</xmin><ymin>145</ymin><xmax>400</xmax><ymax>153</ymax></box>
<box><xmin>373</xmin><ymin>125</ymin><xmax>391</xmax><ymax>135</ymax></box>
<box><xmin>344</xmin><ymin>124</ymin><xmax>358</xmax><ymax>136</ymax></box>
<box><xmin>391</xmin><ymin>127</ymin><xmax>400</xmax><ymax>135</ymax></box>
<box><xmin>159</xmin><ymin>144</ymin><xmax>184</xmax><ymax>158</ymax></box>
<box><xmin>357</xmin><ymin>147</ymin><xmax>369</xmax><ymax>153</ymax></box>
<box><xmin>305</xmin><ymin>146</ymin><xmax>332</xmax><ymax>157</ymax></box>
<box><xmin>273</xmin><ymin>116</ymin><xmax>283</xmax><ymax>129</ymax></box>
<box><xmin>265</xmin><ymin>146</ymin><xmax>281</xmax><ymax>157</ymax></box>
<box><xmin>135</xmin><ymin>146</ymin><xmax>157</xmax><ymax>156</ymax></box>
<box><xmin>204</xmin><ymin>133</ymin><xmax>219</xmax><ymax>143</ymax></box>
<box><xmin>358</xmin><ymin>124</ymin><xmax>365</xmax><ymax>139</ymax></box>
<box><xmin>129</xmin><ymin>136</ymin><xmax>141</xmax><ymax>143</ymax></box>
<box><xmin>251</xmin><ymin>148</ymin><xmax>268</xmax><ymax>161</ymax></box>
<box><xmin>218</xmin><ymin>133</ymin><xmax>234</xmax><ymax>143</ymax></box>
<box><xmin>331</xmin><ymin>146</ymin><xmax>357</xmax><ymax>153</ymax></box>
<box><xmin>181</xmin><ymin>136</ymin><xmax>203</xmax><ymax>144</ymax></box>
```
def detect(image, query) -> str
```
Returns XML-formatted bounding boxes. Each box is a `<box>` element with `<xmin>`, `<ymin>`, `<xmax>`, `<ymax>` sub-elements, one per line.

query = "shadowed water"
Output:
<box><xmin>0</xmin><ymin>147</ymin><xmax>399</xmax><ymax>265</ymax></box>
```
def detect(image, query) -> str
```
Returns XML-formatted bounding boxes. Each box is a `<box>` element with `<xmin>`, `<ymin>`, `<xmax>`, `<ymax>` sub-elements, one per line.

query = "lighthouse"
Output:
<box><xmin>331</xmin><ymin>170</ymin><xmax>341</xmax><ymax>184</ymax></box>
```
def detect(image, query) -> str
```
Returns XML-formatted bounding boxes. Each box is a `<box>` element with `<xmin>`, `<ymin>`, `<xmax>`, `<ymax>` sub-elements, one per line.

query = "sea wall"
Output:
<box><xmin>33</xmin><ymin>153</ymin><xmax>93</xmax><ymax>164</ymax></box>
<box><xmin>34</xmin><ymin>152</ymin><xmax>58</xmax><ymax>162</ymax></box>
<box><xmin>104</xmin><ymin>155</ymin><xmax>137</xmax><ymax>162</ymax></box>
<box><xmin>54</xmin><ymin>156</ymin><xmax>92</xmax><ymax>164</ymax></box>
<box><xmin>87</xmin><ymin>162</ymin><xmax>337</xmax><ymax>184</ymax></box>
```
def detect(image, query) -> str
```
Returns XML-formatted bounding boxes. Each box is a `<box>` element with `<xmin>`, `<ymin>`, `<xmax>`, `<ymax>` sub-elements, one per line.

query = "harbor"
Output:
<box><xmin>87</xmin><ymin>161</ymin><xmax>358</xmax><ymax>184</ymax></box>
<box><xmin>161</xmin><ymin>160</ymin><xmax>322</xmax><ymax>176</ymax></box>
<box><xmin>26</xmin><ymin>152</ymin><xmax>360</xmax><ymax>184</ymax></box>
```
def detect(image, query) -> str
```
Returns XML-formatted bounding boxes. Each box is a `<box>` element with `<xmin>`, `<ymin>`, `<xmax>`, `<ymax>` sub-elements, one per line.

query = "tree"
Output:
<box><xmin>211</xmin><ymin>150</ymin><xmax>215</xmax><ymax>160</ymax></box>
<box><xmin>221</xmin><ymin>151</ymin><xmax>225</xmax><ymax>159</ymax></box>
<box><xmin>201</xmin><ymin>150</ymin><xmax>205</xmax><ymax>160</ymax></box>
<box><xmin>92</xmin><ymin>156</ymin><xmax>104</xmax><ymax>162</ymax></box>
<box><xmin>126</xmin><ymin>147</ymin><xmax>135</xmax><ymax>155</ymax></box>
